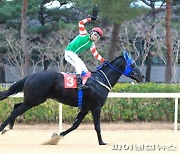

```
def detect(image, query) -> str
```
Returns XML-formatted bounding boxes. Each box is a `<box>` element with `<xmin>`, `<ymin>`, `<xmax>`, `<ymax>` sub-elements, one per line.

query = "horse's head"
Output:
<box><xmin>122</xmin><ymin>50</ymin><xmax>144</xmax><ymax>83</ymax></box>
<box><xmin>96</xmin><ymin>51</ymin><xmax>144</xmax><ymax>83</ymax></box>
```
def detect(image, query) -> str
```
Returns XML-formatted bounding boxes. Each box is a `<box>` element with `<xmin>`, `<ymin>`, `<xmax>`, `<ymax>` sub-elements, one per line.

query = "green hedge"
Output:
<box><xmin>0</xmin><ymin>83</ymin><xmax>180</xmax><ymax>123</ymax></box>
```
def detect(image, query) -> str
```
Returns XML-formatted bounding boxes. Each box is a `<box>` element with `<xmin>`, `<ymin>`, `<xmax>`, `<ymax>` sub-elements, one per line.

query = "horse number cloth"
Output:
<box><xmin>63</xmin><ymin>72</ymin><xmax>91</xmax><ymax>88</ymax></box>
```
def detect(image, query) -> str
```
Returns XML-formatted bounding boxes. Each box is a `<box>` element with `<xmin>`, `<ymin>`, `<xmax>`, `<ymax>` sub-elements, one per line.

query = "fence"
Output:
<box><xmin>10</xmin><ymin>92</ymin><xmax>179</xmax><ymax>131</ymax></box>
<box><xmin>0</xmin><ymin>83</ymin><xmax>13</xmax><ymax>88</ymax></box>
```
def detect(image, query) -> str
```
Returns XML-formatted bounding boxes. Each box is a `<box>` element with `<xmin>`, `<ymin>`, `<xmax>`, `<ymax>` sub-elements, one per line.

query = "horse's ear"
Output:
<box><xmin>123</xmin><ymin>50</ymin><xmax>129</xmax><ymax>61</ymax></box>
<box><xmin>123</xmin><ymin>50</ymin><xmax>133</xmax><ymax>63</ymax></box>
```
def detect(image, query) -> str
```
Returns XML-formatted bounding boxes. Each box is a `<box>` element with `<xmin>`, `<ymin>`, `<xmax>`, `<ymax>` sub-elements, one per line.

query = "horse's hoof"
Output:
<box><xmin>0</xmin><ymin>126</ymin><xmax>3</xmax><ymax>132</ymax></box>
<box><xmin>51</xmin><ymin>133</ymin><xmax>58</xmax><ymax>138</ymax></box>
<box><xmin>43</xmin><ymin>135</ymin><xmax>62</xmax><ymax>145</ymax></box>
<box><xmin>99</xmin><ymin>142</ymin><xmax>107</xmax><ymax>145</ymax></box>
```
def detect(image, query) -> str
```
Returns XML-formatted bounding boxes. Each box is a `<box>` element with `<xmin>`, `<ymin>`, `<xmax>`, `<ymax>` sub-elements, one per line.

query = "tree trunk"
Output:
<box><xmin>38</xmin><ymin>3</ymin><xmax>46</xmax><ymax>25</ymax></box>
<box><xmin>0</xmin><ymin>54</ymin><xmax>5</xmax><ymax>83</ymax></box>
<box><xmin>165</xmin><ymin>0</ymin><xmax>173</xmax><ymax>83</ymax></box>
<box><xmin>21</xmin><ymin>0</ymin><xmax>30</xmax><ymax>77</ymax></box>
<box><xmin>145</xmin><ymin>0</ymin><xmax>156</xmax><ymax>82</ymax></box>
<box><xmin>108</xmin><ymin>23</ymin><xmax>120</xmax><ymax>61</ymax></box>
<box><xmin>0</xmin><ymin>67</ymin><xmax>5</xmax><ymax>83</ymax></box>
<box><xmin>145</xmin><ymin>52</ymin><xmax>153</xmax><ymax>82</ymax></box>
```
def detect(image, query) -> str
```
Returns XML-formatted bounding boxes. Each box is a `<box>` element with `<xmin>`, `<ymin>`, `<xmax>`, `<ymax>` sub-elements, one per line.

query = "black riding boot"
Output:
<box><xmin>76</xmin><ymin>74</ymin><xmax>88</xmax><ymax>89</ymax></box>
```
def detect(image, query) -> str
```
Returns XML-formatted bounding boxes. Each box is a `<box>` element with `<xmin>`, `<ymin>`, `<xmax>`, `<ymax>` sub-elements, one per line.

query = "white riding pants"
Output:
<box><xmin>65</xmin><ymin>51</ymin><xmax>88</xmax><ymax>74</ymax></box>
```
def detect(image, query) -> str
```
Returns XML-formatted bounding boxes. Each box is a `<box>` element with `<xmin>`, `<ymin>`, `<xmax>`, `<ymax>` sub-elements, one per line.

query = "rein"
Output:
<box><xmin>97</xmin><ymin>61</ymin><xmax>125</xmax><ymax>75</ymax></box>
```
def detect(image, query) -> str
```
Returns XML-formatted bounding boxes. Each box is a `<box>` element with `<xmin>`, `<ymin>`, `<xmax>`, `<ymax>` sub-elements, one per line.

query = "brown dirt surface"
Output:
<box><xmin>0</xmin><ymin>122</ymin><xmax>180</xmax><ymax>154</ymax></box>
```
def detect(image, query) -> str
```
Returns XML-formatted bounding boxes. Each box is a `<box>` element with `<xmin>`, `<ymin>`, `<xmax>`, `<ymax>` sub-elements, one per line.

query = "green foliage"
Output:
<box><xmin>0</xmin><ymin>98</ymin><xmax>92</xmax><ymax>124</ymax></box>
<box><xmin>0</xmin><ymin>83</ymin><xmax>180</xmax><ymax>124</ymax></box>
<box><xmin>62</xmin><ymin>105</ymin><xmax>93</xmax><ymax>123</ymax></box>
<box><xmin>94</xmin><ymin>0</ymin><xmax>146</xmax><ymax>24</ymax></box>
<box><xmin>0</xmin><ymin>1</ymin><xmax>21</xmax><ymax>23</ymax></box>
<box><xmin>0</xmin><ymin>46</ymin><xmax>8</xmax><ymax>54</ymax></box>
<box><xmin>104</xmin><ymin>82</ymin><xmax>180</xmax><ymax>122</ymax></box>
<box><xmin>0</xmin><ymin>97</ymin><xmax>22</xmax><ymax>122</ymax></box>
<box><xmin>101</xmin><ymin>97</ymin><xmax>175</xmax><ymax>122</ymax></box>
<box><xmin>6</xmin><ymin>20</ymin><xmax>21</xmax><ymax>29</ymax></box>
<box><xmin>172</xmin><ymin>19</ymin><xmax>180</xmax><ymax>31</ymax></box>
<box><xmin>23</xmin><ymin>100</ymin><xmax>59</xmax><ymax>123</ymax></box>
<box><xmin>29</xmin><ymin>23</ymin><xmax>62</xmax><ymax>35</ymax></box>
<box><xmin>0</xmin><ymin>5</ymin><xmax>12</xmax><ymax>23</ymax></box>
<box><xmin>37</xmin><ymin>24</ymin><xmax>53</xmax><ymax>35</ymax></box>
<box><xmin>58</xmin><ymin>21</ymin><xmax>77</xmax><ymax>30</ymax></box>
<box><xmin>112</xmin><ymin>82</ymin><xmax>180</xmax><ymax>93</ymax></box>
<box><xmin>27</xmin><ymin>0</ymin><xmax>42</xmax><ymax>16</ymax></box>
<box><xmin>72</xmin><ymin>0</ymin><xmax>94</xmax><ymax>15</ymax></box>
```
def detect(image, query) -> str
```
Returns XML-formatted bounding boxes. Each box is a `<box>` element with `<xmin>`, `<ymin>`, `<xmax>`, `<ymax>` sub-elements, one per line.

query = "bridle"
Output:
<box><xmin>90</xmin><ymin>50</ymin><xmax>141</xmax><ymax>91</ymax></box>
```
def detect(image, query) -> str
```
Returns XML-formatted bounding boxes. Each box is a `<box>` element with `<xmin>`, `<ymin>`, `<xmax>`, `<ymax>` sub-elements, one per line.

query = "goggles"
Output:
<box><xmin>90</xmin><ymin>31</ymin><xmax>100</xmax><ymax>40</ymax></box>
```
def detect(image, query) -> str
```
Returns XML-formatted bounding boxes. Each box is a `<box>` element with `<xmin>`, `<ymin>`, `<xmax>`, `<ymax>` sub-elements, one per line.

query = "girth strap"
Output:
<box><xmin>78</xmin><ymin>89</ymin><xmax>83</xmax><ymax>108</ymax></box>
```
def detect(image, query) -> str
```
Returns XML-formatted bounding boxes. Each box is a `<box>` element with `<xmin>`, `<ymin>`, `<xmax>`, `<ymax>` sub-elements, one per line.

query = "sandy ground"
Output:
<box><xmin>0</xmin><ymin>123</ymin><xmax>180</xmax><ymax>154</ymax></box>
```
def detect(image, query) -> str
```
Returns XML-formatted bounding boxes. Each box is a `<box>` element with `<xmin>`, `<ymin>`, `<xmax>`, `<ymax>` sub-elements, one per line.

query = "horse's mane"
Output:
<box><xmin>109</xmin><ymin>55</ymin><xmax>124</xmax><ymax>64</ymax></box>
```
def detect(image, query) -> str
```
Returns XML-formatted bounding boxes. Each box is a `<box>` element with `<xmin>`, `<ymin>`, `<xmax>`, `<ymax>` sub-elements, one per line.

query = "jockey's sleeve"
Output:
<box><xmin>79</xmin><ymin>18</ymin><xmax>91</xmax><ymax>35</ymax></box>
<box><xmin>90</xmin><ymin>43</ymin><xmax>105</xmax><ymax>63</ymax></box>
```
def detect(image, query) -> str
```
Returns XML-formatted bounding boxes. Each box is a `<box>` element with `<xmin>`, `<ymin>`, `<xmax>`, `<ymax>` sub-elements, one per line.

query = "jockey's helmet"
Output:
<box><xmin>91</xmin><ymin>27</ymin><xmax>103</xmax><ymax>37</ymax></box>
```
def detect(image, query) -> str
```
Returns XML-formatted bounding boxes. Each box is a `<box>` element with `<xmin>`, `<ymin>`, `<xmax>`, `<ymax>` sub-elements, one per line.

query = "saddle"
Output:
<box><xmin>62</xmin><ymin>72</ymin><xmax>91</xmax><ymax>89</ymax></box>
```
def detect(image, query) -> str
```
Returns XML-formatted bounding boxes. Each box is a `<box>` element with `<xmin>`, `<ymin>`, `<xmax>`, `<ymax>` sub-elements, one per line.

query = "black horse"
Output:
<box><xmin>0</xmin><ymin>51</ymin><xmax>144</xmax><ymax>145</ymax></box>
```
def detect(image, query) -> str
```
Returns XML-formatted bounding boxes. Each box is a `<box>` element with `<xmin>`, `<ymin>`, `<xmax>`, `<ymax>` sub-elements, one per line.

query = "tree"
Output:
<box><xmin>94</xmin><ymin>0</ymin><xmax>144</xmax><ymax>61</ymax></box>
<box><xmin>0</xmin><ymin>47</ymin><xmax>7</xmax><ymax>83</ymax></box>
<box><xmin>0</xmin><ymin>25</ymin><xmax>8</xmax><ymax>83</ymax></box>
<box><xmin>21</xmin><ymin>0</ymin><xmax>30</xmax><ymax>77</ymax></box>
<box><xmin>36</xmin><ymin>0</ymin><xmax>68</xmax><ymax>25</ymax></box>
<box><xmin>0</xmin><ymin>0</ymin><xmax>69</xmax><ymax>26</ymax></box>
<box><xmin>141</xmin><ymin>0</ymin><xmax>165</xmax><ymax>82</ymax></box>
<box><xmin>165</xmin><ymin>0</ymin><xmax>173</xmax><ymax>83</ymax></box>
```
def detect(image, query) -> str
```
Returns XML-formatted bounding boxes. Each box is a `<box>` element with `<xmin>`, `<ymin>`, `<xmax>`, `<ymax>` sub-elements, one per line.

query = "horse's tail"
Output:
<box><xmin>0</xmin><ymin>76</ymin><xmax>28</xmax><ymax>101</ymax></box>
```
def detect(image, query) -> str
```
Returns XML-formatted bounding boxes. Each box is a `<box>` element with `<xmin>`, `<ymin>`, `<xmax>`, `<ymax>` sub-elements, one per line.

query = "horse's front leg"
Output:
<box><xmin>91</xmin><ymin>106</ymin><xmax>106</xmax><ymax>145</ymax></box>
<box><xmin>59</xmin><ymin>108</ymin><xmax>89</xmax><ymax>137</ymax></box>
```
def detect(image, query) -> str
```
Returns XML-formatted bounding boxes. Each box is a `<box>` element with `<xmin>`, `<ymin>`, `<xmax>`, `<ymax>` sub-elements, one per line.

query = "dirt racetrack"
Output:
<box><xmin>0</xmin><ymin>123</ymin><xmax>180</xmax><ymax>154</ymax></box>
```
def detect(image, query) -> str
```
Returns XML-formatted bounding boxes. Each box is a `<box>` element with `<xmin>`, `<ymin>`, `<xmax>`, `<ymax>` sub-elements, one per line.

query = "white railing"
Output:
<box><xmin>0</xmin><ymin>83</ymin><xmax>13</xmax><ymax>88</ymax></box>
<box><xmin>10</xmin><ymin>92</ymin><xmax>179</xmax><ymax>131</ymax></box>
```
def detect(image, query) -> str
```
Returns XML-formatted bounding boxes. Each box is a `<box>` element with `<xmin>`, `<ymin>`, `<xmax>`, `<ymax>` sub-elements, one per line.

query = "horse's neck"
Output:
<box><xmin>93</xmin><ymin>57</ymin><xmax>125</xmax><ymax>88</ymax></box>
<box><xmin>100</xmin><ymin>67</ymin><xmax>122</xmax><ymax>88</ymax></box>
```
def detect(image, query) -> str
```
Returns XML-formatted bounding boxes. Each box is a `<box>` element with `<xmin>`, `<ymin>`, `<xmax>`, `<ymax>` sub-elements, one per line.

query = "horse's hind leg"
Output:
<box><xmin>60</xmin><ymin>109</ymin><xmax>89</xmax><ymax>137</ymax></box>
<box><xmin>9</xmin><ymin>103</ymin><xmax>22</xmax><ymax>129</ymax></box>
<box><xmin>0</xmin><ymin>103</ymin><xmax>31</xmax><ymax>133</ymax></box>
<box><xmin>1</xmin><ymin>103</ymin><xmax>23</xmax><ymax>134</ymax></box>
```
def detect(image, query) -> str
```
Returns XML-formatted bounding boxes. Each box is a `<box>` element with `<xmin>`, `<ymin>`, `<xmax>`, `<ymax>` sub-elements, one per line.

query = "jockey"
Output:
<box><xmin>65</xmin><ymin>17</ymin><xmax>105</xmax><ymax>89</ymax></box>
